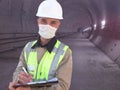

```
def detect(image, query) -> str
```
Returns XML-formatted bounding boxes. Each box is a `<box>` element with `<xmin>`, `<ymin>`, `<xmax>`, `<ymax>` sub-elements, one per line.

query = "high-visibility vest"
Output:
<box><xmin>24</xmin><ymin>40</ymin><xmax>69</xmax><ymax>81</ymax></box>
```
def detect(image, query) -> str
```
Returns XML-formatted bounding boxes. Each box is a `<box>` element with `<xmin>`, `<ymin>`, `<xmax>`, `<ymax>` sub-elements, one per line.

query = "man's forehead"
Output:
<box><xmin>38</xmin><ymin>17</ymin><xmax>60</xmax><ymax>21</ymax></box>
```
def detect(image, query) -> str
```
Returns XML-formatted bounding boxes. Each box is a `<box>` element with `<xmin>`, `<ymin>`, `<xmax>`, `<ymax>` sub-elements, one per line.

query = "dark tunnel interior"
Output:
<box><xmin>0</xmin><ymin>0</ymin><xmax>120</xmax><ymax>90</ymax></box>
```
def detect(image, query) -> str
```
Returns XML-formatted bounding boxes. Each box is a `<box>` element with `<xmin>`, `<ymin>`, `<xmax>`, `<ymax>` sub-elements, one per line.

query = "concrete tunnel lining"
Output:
<box><xmin>0</xmin><ymin>0</ymin><xmax>120</xmax><ymax>90</ymax></box>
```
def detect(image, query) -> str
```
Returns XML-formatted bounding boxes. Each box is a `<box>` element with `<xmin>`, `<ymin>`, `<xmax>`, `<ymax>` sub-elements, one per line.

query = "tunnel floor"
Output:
<box><xmin>67</xmin><ymin>38</ymin><xmax>120</xmax><ymax>90</ymax></box>
<box><xmin>1</xmin><ymin>38</ymin><xmax>120</xmax><ymax>90</ymax></box>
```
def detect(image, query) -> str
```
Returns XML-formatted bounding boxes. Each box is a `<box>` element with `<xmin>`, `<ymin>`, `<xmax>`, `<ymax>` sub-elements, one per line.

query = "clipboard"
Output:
<box><xmin>13</xmin><ymin>78</ymin><xmax>58</xmax><ymax>88</ymax></box>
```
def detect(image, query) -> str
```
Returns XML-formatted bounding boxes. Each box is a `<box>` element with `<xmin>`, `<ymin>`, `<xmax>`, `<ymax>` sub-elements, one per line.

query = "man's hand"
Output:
<box><xmin>9</xmin><ymin>82</ymin><xmax>17</xmax><ymax>90</ymax></box>
<box><xmin>16</xmin><ymin>87</ymin><xmax>31</xmax><ymax>90</ymax></box>
<box><xmin>18</xmin><ymin>71</ymin><xmax>33</xmax><ymax>84</ymax></box>
<box><xmin>9</xmin><ymin>82</ymin><xmax>30</xmax><ymax>90</ymax></box>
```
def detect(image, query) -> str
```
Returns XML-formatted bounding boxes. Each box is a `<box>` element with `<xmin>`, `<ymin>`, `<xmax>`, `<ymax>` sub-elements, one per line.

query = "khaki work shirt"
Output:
<box><xmin>12</xmin><ymin>41</ymin><xmax>72</xmax><ymax>90</ymax></box>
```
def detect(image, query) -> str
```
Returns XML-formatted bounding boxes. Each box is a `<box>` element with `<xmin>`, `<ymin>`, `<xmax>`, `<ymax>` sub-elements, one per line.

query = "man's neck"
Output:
<box><xmin>40</xmin><ymin>37</ymin><xmax>51</xmax><ymax>46</ymax></box>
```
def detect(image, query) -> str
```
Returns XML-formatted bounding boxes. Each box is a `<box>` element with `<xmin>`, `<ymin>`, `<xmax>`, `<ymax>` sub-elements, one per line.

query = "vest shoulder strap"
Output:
<box><xmin>48</xmin><ymin>40</ymin><xmax>69</xmax><ymax>79</ymax></box>
<box><xmin>24</xmin><ymin>40</ymin><xmax>37</xmax><ymax>62</ymax></box>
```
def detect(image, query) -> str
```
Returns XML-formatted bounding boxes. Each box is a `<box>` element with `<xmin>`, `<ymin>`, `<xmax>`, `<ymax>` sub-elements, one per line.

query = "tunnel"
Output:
<box><xmin>0</xmin><ymin>0</ymin><xmax>120</xmax><ymax>90</ymax></box>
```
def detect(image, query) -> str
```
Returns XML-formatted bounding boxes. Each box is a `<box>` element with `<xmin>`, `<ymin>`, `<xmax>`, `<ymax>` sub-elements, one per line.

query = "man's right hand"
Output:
<box><xmin>9</xmin><ymin>82</ymin><xmax>17</xmax><ymax>90</ymax></box>
<box><xmin>18</xmin><ymin>71</ymin><xmax>33</xmax><ymax>84</ymax></box>
<box><xmin>9</xmin><ymin>82</ymin><xmax>31</xmax><ymax>90</ymax></box>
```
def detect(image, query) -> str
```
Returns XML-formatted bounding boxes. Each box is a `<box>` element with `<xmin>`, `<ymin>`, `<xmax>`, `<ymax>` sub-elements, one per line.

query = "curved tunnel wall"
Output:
<box><xmin>88</xmin><ymin>0</ymin><xmax>120</xmax><ymax>65</ymax></box>
<box><xmin>0</xmin><ymin>0</ymin><xmax>120</xmax><ymax>65</ymax></box>
<box><xmin>0</xmin><ymin>0</ymin><xmax>39</xmax><ymax>59</ymax></box>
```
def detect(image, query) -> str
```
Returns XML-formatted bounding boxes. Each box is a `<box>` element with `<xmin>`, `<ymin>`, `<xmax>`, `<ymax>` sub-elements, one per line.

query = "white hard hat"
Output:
<box><xmin>36</xmin><ymin>0</ymin><xmax>63</xmax><ymax>19</ymax></box>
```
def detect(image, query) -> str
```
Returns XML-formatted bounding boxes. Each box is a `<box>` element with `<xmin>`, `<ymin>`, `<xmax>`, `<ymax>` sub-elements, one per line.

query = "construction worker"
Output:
<box><xmin>9</xmin><ymin>0</ymin><xmax>72</xmax><ymax>90</ymax></box>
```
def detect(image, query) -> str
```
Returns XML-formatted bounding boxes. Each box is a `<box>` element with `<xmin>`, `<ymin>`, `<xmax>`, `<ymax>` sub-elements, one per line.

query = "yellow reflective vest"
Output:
<box><xmin>24</xmin><ymin>40</ymin><xmax>69</xmax><ymax>81</ymax></box>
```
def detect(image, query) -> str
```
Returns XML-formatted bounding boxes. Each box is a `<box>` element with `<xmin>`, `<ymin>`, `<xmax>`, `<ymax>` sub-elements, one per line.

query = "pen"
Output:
<box><xmin>22</xmin><ymin>67</ymin><xmax>28</xmax><ymax>74</ymax></box>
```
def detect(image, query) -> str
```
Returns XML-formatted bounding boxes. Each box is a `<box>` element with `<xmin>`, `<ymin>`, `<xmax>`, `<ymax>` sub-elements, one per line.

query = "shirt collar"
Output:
<box><xmin>32</xmin><ymin>36</ymin><xmax>57</xmax><ymax>53</ymax></box>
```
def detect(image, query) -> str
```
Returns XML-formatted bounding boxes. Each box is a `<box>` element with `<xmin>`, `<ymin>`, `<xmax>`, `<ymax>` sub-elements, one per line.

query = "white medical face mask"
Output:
<box><xmin>38</xmin><ymin>24</ymin><xmax>57</xmax><ymax>39</ymax></box>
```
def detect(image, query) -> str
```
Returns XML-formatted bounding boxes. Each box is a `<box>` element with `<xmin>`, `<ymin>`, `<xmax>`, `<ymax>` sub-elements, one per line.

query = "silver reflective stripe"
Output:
<box><xmin>52</xmin><ymin>47</ymin><xmax>58</xmax><ymax>53</ymax></box>
<box><xmin>48</xmin><ymin>43</ymin><xmax>65</xmax><ymax>79</ymax></box>
<box><xmin>24</xmin><ymin>42</ymin><xmax>34</xmax><ymax>62</ymax></box>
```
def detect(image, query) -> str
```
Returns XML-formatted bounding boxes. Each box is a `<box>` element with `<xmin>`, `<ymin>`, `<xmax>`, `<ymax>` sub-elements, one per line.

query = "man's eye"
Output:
<box><xmin>51</xmin><ymin>21</ymin><xmax>57</xmax><ymax>24</ymax></box>
<box><xmin>40</xmin><ymin>19</ymin><xmax>47</xmax><ymax>24</ymax></box>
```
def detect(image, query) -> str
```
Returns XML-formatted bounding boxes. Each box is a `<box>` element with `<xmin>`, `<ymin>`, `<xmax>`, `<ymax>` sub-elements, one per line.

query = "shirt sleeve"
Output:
<box><xmin>12</xmin><ymin>49</ymin><xmax>27</xmax><ymax>82</ymax></box>
<box><xmin>53</xmin><ymin>47</ymin><xmax>73</xmax><ymax>90</ymax></box>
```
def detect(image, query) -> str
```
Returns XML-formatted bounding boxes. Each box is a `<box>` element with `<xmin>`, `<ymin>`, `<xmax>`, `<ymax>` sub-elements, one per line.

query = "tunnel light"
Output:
<box><xmin>101</xmin><ymin>20</ymin><xmax>106</xmax><ymax>29</ymax></box>
<box><xmin>94</xmin><ymin>24</ymin><xmax>97</xmax><ymax>30</ymax></box>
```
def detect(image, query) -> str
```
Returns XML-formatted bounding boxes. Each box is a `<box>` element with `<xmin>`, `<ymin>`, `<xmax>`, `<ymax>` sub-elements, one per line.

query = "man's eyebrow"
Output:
<box><xmin>51</xmin><ymin>20</ymin><xmax>57</xmax><ymax>23</ymax></box>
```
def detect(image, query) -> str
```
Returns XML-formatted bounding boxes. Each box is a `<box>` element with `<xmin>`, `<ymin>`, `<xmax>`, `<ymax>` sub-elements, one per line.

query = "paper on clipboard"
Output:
<box><xmin>13</xmin><ymin>78</ymin><xmax>58</xmax><ymax>88</ymax></box>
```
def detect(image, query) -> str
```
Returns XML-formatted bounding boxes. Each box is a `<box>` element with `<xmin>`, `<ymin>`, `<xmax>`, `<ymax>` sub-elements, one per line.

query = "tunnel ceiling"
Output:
<box><xmin>0</xmin><ymin>0</ymin><xmax>119</xmax><ymax>33</ymax></box>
